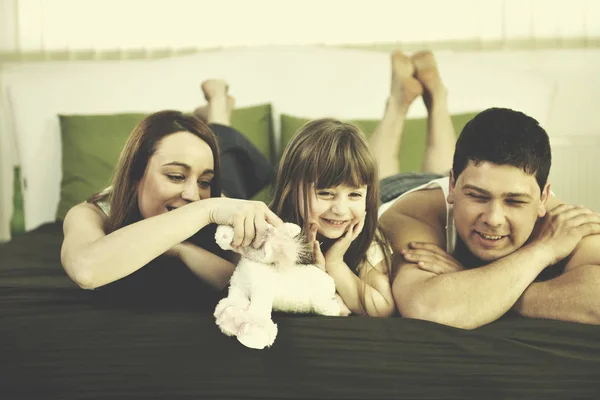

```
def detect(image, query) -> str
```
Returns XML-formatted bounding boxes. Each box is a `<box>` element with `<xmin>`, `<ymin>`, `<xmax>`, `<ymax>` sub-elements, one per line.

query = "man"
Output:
<box><xmin>379</xmin><ymin>108</ymin><xmax>600</xmax><ymax>329</ymax></box>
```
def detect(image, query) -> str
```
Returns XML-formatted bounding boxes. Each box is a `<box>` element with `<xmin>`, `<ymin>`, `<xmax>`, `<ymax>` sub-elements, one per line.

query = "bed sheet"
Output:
<box><xmin>1</xmin><ymin>224</ymin><xmax>599</xmax><ymax>400</ymax></box>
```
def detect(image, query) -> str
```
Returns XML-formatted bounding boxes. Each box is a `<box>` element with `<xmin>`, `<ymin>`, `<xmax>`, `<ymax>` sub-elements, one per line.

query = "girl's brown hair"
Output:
<box><xmin>270</xmin><ymin>118</ymin><xmax>391</xmax><ymax>276</ymax></box>
<box><xmin>89</xmin><ymin>110</ymin><xmax>221</xmax><ymax>233</ymax></box>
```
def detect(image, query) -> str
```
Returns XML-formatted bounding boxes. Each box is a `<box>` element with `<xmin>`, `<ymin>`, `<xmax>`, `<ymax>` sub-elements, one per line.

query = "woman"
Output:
<box><xmin>61</xmin><ymin>106</ymin><xmax>282</xmax><ymax>292</ymax></box>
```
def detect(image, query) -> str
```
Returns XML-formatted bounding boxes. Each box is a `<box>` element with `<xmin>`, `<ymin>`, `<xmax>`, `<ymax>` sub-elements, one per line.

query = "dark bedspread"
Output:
<box><xmin>1</xmin><ymin>223</ymin><xmax>599</xmax><ymax>400</ymax></box>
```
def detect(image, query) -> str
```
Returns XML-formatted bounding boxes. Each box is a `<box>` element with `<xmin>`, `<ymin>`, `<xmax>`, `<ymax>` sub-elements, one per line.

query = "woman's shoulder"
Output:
<box><xmin>63</xmin><ymin>202</ymin><xmax>108</xmax><ymax>231</ymax></box>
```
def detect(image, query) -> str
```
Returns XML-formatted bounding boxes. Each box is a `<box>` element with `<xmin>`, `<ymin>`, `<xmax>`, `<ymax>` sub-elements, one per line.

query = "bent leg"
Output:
<box><xmin>412</xmin><ymin>51</ymin><xmax>456</xmax><ymax>174</ymax></box>
<box><xmin>211</xmin><ymin>124</ymin><xmax>274</xmax><ymax>200</ymax></box>
<box><xmin>194</xmin><ymin>79</ymin><xmax>235</xmax><ymax>126</ymax></box>
<box><xmin>369</xmin><ymin>51</ymin><xmax>423</xmax><ymax>180</ymax></box>
<box><xmin>380</xmin><ymin>172</ymin><xmax>444</xmax><ymax>204</ymax></box>
<box><xmin>194</xmin><ymin>80</ymin><xmax>274</xmax><ymax>199</ymax></box>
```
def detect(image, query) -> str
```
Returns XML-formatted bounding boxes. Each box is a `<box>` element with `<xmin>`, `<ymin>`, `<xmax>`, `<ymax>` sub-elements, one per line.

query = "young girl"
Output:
<box><xmin>269</xmin><ymin>50</ymin><xmax>456</xmax><ymax>317</ymax></box>
<box><xmin>270</xmin><ymin>119</ymin><xmax>395</xmax><ymax>317</ymax></box>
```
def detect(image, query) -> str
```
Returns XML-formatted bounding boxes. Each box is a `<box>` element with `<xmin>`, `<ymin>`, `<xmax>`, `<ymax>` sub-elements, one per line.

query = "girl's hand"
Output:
<box><xmin>205</xmin><ymin>198</ymin><xmax>283</xmax><ymax>248</ymax></box>
<box><xmin>309</xmin><ymin>223</ymin><xmax>326</xmax><ymax>270</ymax></box>
<box><xmin>324</xmin><ymin>217</ymin><xmax>365</xmax><ymax>267</ymax></box>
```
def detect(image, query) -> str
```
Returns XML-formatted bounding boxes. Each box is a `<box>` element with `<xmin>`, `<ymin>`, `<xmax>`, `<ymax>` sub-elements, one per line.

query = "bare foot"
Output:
<box><xmin>411</xmin><ymin>51</ymin><xmax>448</xmax><ymax>111</ymax></box>
<box><xmin>390</xmin><ymin>51</ymin><xmax>423</xmax><ymax>113</ymax></box>
<box><xmin>193</xmin><ymin>104</ymin><xmax>209</xmax><ymax>123</ymax></box>
<box><xmin>194</xmin><ymin>79</ymin><xmax>236</xmax><ymax>126</ymax></box>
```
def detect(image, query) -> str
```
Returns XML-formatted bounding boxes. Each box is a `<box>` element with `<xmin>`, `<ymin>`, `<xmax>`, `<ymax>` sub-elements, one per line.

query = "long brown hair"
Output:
<box><xmin>89</xmin><ymin>110</ymin><xmax>221</xmax><ymax>233</ymax></box>
<box><xmin>271</xmin><ymin>118</ymin><xmax>391</xmax><ymax>274</ymax></box>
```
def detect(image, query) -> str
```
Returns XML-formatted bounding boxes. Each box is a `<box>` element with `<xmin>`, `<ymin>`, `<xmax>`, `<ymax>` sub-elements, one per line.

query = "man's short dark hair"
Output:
<box><xmin>452</xmin><ymin>107</ymin><xmax>551</xmax><ymax>192</ymax></box>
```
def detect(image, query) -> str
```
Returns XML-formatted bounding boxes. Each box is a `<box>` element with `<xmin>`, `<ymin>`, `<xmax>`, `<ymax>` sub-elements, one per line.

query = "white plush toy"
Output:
<box><xmin>213</xmin><ymin>222</ymin><xmax>347</xmax><ymax>350</ymax></box>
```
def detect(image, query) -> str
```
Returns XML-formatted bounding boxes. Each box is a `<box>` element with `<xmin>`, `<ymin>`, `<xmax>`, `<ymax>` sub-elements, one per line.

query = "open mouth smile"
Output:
<box><xmin>321</xmin><ymin>218</ymin><xmax>348</xmax><ymax>226</ymax></box>
<box><xmin>475</xmin><ymin>231</ymin><xmax>507</xmax><ymax>241</ymax></box>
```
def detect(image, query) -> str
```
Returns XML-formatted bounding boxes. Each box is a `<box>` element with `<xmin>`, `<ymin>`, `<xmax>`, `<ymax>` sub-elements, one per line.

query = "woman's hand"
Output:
<box><xmin>204</xmin><ymin>198</ymin><xmax>283</xmax><ymax>248</ymax></box>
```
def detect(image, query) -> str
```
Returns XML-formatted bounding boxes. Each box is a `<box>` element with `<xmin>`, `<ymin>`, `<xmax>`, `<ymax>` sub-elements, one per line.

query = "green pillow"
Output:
<box><xmin>230</xmin><ymin>104</ymin><xmax>274</xmax><ymax>164</ymax></box>
<box><xmin>280</xmin><ymin>112</ymin><xmax>479</xmax><ymax>173</ymax></box>
<box><xmin>10</xmin><ymin>166</ymin><xmax>26</xmax><ymax>237</ymax></box>
<box><xmin>56</xmin><ymin>104</ymin><xmax>273</xmax><ymax>220</ymax></box>
<box><xmin>230</xmin><ymin>104</ymin><xmax>274</xmax><ymax>204</ymax></box>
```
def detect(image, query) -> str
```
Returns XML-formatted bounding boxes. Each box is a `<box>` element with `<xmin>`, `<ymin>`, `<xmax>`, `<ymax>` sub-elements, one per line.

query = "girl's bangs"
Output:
<box><xmin>313</xmin><ymin>142</ymin><xmax>374</xmax><ymax>189</ymax></box>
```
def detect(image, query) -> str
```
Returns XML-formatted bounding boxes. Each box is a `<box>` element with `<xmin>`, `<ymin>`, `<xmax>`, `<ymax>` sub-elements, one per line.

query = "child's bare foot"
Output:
<box><xmin>411</xmin><ymin>51</ymin><xmax>448</xmax><ymax>111</ymax></box>
<box><xmin>195</xmin><ymin>79</ymin><xmax>236</xmax><ymax>126</ymax></box>
<box><xmin>389</xmin><ymin>51</ymin><xmax>423</xmax><ymax>113</ymax></box>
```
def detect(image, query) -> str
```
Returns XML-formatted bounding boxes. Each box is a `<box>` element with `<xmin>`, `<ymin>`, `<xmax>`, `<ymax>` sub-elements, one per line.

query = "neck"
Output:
<box><xmin>454</xmin><ymin>236</ymin><xmax>485</xmax><ymax>269</ymax></box>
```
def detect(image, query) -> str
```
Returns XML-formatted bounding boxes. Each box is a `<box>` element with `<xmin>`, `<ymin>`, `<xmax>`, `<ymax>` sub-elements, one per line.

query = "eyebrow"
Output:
<box><xmin>162</xmin><ymin>162</ymin><xmax>214</xmax><ymax>175</ymax></box>
<box><xmin>462</xmin><ymin>184</ymin><xmax>532</xmax><ymax>200</ymax></box>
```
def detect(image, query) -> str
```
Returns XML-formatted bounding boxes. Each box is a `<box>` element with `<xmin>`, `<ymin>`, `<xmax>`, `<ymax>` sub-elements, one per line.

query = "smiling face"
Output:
<box><xmin>136</xmin><ymin>131</ymin><xmax>215</xmax><ymax>218</ymax></box>
<box><xmin>448</xmin><ymin>161</ymin><xmax>550</xmax><ymax>262</ymax></box>
<box><xmin>302</xmin><ymin>184</ymin><xmax>367</xmax><ymax>240</ymax></box>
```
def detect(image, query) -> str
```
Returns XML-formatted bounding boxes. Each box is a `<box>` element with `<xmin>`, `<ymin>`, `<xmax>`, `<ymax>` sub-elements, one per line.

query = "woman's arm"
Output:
<box><xmin>61</xmin><ymin>198</ymin><xmax>281</xmax><ymax>289</ymax></box>
<box><xmin>170</xmin><ymin>242</ymin><xmax>236</xmax><ymax>290</ymax></box>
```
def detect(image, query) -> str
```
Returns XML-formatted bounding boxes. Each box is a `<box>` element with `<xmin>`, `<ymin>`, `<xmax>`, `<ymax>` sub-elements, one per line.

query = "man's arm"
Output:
<box><xmin>380</xmin><ymin>189</ymin><xmax>550</xmax><ymax>330</ymax></box>
<box><xmin>514</xmin><ymin>234</ymin><xmax>600</xmax><ymax>324</ymax></box>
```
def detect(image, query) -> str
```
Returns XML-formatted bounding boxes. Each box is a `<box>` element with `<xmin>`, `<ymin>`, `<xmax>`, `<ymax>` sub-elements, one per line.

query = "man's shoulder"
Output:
<box><xmin>380</xmin><ymin>186</ymin><xmax>447</xmax><ymax>229</ymax></box>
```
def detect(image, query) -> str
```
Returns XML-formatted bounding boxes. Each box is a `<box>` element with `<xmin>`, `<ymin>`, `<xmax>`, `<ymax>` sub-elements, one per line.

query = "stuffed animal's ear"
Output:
<box><xmin>214</xmin><ymin>225</ymin><xmax>235</xmax><ymax>250</ymax></box>
<box><xmin>283</xmin><ymin>223</ymin><xmax>302</xmax><ymax>238</ymax></box>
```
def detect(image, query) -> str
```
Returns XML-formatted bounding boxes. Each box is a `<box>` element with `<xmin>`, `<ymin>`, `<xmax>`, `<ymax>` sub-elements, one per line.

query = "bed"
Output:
<box><xmin>1</xmin><ymin>46</ymin><xmax>599</xmax><ymax>399</ymax></box>
<box><xmin>2</xmin><ymin>222</ymin><xmax>600</xmax><ymax>399</ymax></box>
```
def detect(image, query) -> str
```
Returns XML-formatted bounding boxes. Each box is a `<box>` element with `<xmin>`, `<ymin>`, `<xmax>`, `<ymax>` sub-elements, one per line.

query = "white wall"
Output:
<box><xmin>1</xmin><ymin>0</ymin><xmax>599</xmax><ymax>53</ymax></box>
<box><xmin>0</xmin><ymin>0</ymin><xmax>599</xmax><ymax>242</ymax></box>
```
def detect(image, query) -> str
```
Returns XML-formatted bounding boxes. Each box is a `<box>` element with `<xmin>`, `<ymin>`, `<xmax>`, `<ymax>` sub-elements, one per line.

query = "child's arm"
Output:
<box><xmin>310</xmin><ymin>222</ymin><xmax>394</xmax><ymax>317</ymax></box>
<box><xmin>327</xmin><ymin>257</ymin><xmax>395</xmax><ymax>317</ymax></box>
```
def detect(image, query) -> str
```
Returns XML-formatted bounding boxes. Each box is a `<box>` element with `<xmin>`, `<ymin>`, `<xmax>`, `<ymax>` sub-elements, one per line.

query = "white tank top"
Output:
<box><xmin>378</xmin><ymin>177</ymin><xmax>457</xmax><ymax>254</ymax></box>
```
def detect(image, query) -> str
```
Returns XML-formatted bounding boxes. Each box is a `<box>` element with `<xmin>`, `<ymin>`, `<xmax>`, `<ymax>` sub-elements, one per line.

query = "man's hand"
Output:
<box><xmin>400</xmin><ymin>242</ymin><xmax>465</xmax><ymax>275</ymax></box>
<box><xmin>530</xmin><ymin>205</ymin><xmax>600</xmax><ymax>266</ymax></box>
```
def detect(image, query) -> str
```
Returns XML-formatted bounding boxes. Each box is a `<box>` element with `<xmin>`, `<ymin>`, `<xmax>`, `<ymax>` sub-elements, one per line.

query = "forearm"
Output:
<box><xmin>327</xmin><ymin>262</ymin><xmax>394</xmax><ymax>317</ymax></box>
<box><xmin>396</xmin><ymin>244</ymin><xmax>552</xmax><ymax>329</ymax></box>
<box><xmin>178</xmin><ymin>243</ymin><xmax>235</xmax><ymax>290</ymax></box>
<box><xmin>515</xmin><ymin>265</ymin><xmax>600</xmax><ymax>325</ymax></box>
<box><xmin>66</xmin><ymin>202</ymin><xmax>211</xmax><ymax>288</ymax></box>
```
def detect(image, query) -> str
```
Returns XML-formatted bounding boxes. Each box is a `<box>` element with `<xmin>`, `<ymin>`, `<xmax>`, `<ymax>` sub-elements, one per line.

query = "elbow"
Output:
<box><xmin>71</xmin><ymin>270</ymin><xmax>99</xmax><ymax>290</ymax></box>
<box><xmin>396</xmin><ymin>295</ymin><xmax>481</xmax><ymax>330</ymax></box>
<box><xmin>368</xmin><ymin>301</ymin><xmax>396</xmax><ymax>318</ymax></box>
<box><xmin>63</xmin><ymin>257</ymin><xmax>101</xmax><ymax>290</ymax></box>
<box><xmin>587</xmin><ymin>304</ymin><xmax>600</xmax><ymax>325</ymax></box>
